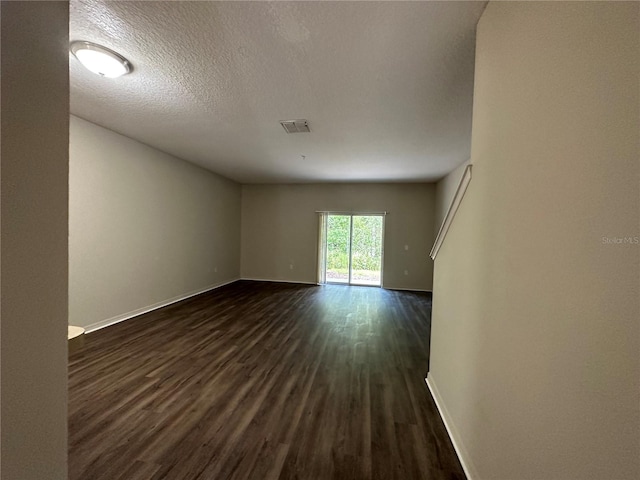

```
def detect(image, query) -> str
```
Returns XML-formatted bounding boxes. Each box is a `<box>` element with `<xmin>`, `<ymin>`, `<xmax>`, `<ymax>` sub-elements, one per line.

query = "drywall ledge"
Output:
<box><xmin>83</xmin><ymin>278</ymin><xmax>240</xmax><ymax>333</ymax></box>
<box><xmin>430</xmin><ymin>164</ymin><xmax>472</xmax><ymax>260</ymax></box>
<box><xmin>425</xmin><ymin>374</ymin><xmax>479</xmax><ymax>480</ymax></box>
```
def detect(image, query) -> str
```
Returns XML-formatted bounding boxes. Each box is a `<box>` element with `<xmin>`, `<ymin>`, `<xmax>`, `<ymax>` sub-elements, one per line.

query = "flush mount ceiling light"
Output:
<box><xmin>70</xmin><ymin>41</ymin><xmax>132</xmax><ymax>78</ymax></box>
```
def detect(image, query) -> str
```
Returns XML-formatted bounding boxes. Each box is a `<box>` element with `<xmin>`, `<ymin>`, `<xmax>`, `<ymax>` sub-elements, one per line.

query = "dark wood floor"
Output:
<box><xmin>69</xmin><ymin>281</ymin><xmax>464</xmax><ymax>480</ymax></box>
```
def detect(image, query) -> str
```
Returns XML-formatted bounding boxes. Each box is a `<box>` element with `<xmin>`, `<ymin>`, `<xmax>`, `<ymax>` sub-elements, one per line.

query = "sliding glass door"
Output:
<box><xmin>321</xmin><ymin>213</ymin><xmax>384</xmax><ymax>286</ymax></box>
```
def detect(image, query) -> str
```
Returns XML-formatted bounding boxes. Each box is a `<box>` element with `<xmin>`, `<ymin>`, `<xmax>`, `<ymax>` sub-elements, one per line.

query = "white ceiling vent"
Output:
<box><xmin>280</xmin><ymin>119</ymin><xmax>310</xmax><ymax>133</ymax></box>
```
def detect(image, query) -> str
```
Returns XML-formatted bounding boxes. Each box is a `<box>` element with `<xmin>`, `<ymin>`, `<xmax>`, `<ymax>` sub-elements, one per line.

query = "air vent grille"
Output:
<box><xmin>280</xmin><ymin>119</ymin><xmax>310</xmax><ymax>133</ymax></box>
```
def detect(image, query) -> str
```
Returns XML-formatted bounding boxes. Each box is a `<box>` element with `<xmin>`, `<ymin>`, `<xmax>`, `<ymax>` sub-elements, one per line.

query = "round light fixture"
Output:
<box><xmin>70</xmin><ymin>41</ymin><xmax>132</xmax><ymax>78</ymax></box>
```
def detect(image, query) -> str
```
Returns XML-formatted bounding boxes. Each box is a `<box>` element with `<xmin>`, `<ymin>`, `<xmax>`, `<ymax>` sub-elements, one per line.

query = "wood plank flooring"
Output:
<box><xmin>69</xmin><ymin>281</ymin><xmax>465</xmax><ymax>480</ymax></box>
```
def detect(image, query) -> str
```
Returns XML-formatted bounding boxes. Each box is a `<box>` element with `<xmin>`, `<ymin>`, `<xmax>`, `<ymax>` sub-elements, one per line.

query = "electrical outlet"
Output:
<box><xmin>404</xmin><ymin>269</ymin><xmax>409</xmax><ymax>276</ymax></box>
<box><xmin>404</xmin><ymin>244</ymin><xmax>409</xmax><ymax>251</ymax></box>
<box><xmin>214</xmin><ymin>267</ymin><xmax>217</xmax><ymax>273</ymax></box>
<box><xmin>289</xmin><ymin>264</ymin><xmax>294</xmax><ymax>270</ymax></box>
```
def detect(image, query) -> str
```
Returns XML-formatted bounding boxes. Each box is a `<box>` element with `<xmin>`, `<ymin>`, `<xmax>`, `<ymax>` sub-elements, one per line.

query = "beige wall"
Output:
<box><xmin>70</xmin><ymin>116</ymin><xmax>241</xmax><ymax>330</ymax></box>
<box><xmin>434</xmin><ymin>160</ymin><xmax>470</xmax><ymax>231</ymax></box>
<box><xmin>241</xmin><ymin>183</ymin><xmax>436</xmax><ymax>290</ymax></box>
<box><xmin>429</xmin><ymin>2</ymin><xmax>639</xmax><ymax>480</ymax></box>
<box><xmin>1</xmin><ymin>2</ymin><xmax>69</xmax><ymax>478</ymax></box>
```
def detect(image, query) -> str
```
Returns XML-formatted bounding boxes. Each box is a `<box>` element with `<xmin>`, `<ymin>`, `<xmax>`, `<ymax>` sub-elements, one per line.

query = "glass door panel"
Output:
<box><xmin>325</xmin><ymin>215</ymin><xmax>351</xmax><ymax>284</ymax></box>
<box><xmin>350</xmin><ymin>215</ymin><xmax>383</xmax><ymax>286</ymax></box>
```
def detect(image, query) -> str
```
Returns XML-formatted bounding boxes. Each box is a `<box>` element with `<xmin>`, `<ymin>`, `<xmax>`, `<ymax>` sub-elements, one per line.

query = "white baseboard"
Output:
<box><xmin>240</xmin><ymin>277</ymin><xmax>318</xmax><ymax>286</ymax></box>
<box><xmin>384</xmin><ymin>286</ymin><xmax>432</xmax><ymax>293</ymax></box>
<box><xmin>239</xmin><ymin>279</ymin><xmax>430</xmax><ymax>292</ymax></box>
<box><xmin>83</xmin><ymin>278</ymin><xmax>240</xmax><ymax>334</ymax></box>
<box><xmin>425</xmin><ymin>374</ymin><xmax>478</xmax><ymax>480</ymax></box>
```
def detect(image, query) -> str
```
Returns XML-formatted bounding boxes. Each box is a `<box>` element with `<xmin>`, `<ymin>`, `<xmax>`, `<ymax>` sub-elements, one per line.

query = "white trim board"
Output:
<box><xmin>83</xmin><ymin>278</ymin><xmax>240</xmax><ymax>333</ymax></box>
<box><xmin>430</xmin><ymin>164</ymin><xmax>472</xmax><ymax>260</ymax></box>
<box><xmin>239</xmin><ymin>279</ymin><xmax>430</xmax><ymax>292</ymax></box>
<box><xmin>384</xmin><ymin>287</ymin><xmax>432</xmax><ymax>293</ymax></box>
<box><xmin>240</xmin><ymin>278</ymin><xmax>318</xmax><ymax>285</ymax></box>
<box><xmin>425</xmin><ymin>374</ymin><xmax>479</xmax><ymax>480</ymax></box>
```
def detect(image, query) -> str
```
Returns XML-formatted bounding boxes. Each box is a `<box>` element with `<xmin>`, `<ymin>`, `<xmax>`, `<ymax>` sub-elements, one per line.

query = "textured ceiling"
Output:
<box><xmin>70</xmin><ymin>1</ymin><xmax>486</xmax><ymax>183</ymax></box>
